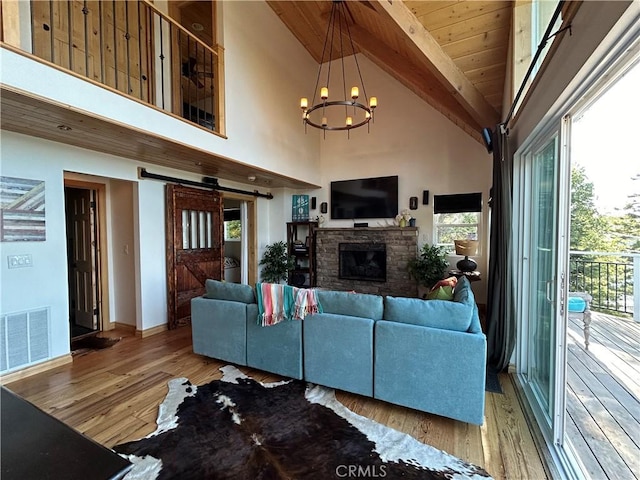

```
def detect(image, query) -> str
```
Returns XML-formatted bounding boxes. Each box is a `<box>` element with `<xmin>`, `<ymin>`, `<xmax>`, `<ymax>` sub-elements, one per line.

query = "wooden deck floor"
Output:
<box><xmin>3</xmin><ymin>326</ymin><xmax>549</xmax><ymax>480</ymax></box>
<box><xmin>567</xmin><ymin>311</ymin><xmax>640</xmax><ymax>480</ymax></box>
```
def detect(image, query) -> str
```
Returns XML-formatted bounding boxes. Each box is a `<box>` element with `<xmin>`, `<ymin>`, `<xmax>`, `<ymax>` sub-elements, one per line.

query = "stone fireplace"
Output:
<box><xmin>316</xmin><ymin>227</ymin><xmax>418</xmax><ymax>297</ymax></box>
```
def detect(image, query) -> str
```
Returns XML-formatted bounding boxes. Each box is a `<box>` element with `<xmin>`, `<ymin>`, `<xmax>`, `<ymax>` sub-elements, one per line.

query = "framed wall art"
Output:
<box><xmin>0</xmin><ymin>176</ymin><xmax>46</xmax><ymax>242</ymax></box>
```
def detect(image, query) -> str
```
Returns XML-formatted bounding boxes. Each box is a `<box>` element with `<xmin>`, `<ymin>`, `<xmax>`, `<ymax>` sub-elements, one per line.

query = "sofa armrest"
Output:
<box><xmin>191</xmin><ymin>296</ymin><xmax>250</xmax><ymax>366</ymax></box>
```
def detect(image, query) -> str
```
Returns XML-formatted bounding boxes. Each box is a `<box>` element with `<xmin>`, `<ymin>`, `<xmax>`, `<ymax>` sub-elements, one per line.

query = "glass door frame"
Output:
<box><xmin>513</xmin><ymin>118</ymin><xmax>576</xmax><ymax>477</ymax></box>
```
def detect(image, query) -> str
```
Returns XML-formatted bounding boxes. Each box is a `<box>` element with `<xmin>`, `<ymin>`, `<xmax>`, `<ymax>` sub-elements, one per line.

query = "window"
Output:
<box><xmin>433</xmin><ymin>193</ymin><xmax>482</xmax><ymax>251</ymax></box>
<box><xmin>224</xmin><ymin>220</ymin><xmax>241</xmax><ymax>241</ymax></box>
<box><xmin>223</xmin><ymin>208</ymin><xmax>241</xmax><ymax>241</ymax></box>
<box><xmin>512</xmin><ymin>0</ymin><xmax>562</xmax><ymax>115</ymax></box>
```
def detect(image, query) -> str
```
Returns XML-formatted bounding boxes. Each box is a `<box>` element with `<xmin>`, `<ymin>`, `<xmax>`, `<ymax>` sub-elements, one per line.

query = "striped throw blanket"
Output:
<box><xmin>256</xmin><ymin>282</ymin><xmax>322</xmax><ymax>326</ymax></box>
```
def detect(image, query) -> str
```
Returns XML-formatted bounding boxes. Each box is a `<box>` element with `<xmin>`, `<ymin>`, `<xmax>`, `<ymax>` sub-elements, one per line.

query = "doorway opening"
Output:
<box><xmin>64</xmin><ymin>186</ymin><xmax>101</xmax><ymax>340</ymax></box>
<box><xmin>222</xmin><ymin>194</ymin><xmax>257</xmax><ymax>285</ymax></box>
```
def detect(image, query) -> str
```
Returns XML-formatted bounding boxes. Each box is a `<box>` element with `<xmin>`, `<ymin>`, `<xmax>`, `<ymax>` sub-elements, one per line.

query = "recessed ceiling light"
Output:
<box><xmin>191</xmin><ymin>23</ymin><xmax>204</xmax><ymax>32</ymax></box>
<box><xmin>247</xmin><ymin>175</ymin><xmax>256</xmax><ymax>182</ymax></box>
<box><xmin>57</xmin><ymin>124</ymin><xmax>72</xmax><ymax>131</ymax></box>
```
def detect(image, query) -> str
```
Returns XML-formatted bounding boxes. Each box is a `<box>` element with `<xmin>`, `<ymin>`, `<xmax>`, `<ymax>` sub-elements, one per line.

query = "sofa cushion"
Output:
<box><xmin>316</xmin><ymin>290</ymin><xmax>384</xmax><ymax>320</ymax></box>
<box><xmin>384</xmin><ymin>296</ymin><xmax>473</xmax><ymax>332</ymax></box>
<box><xmin>204</xmin><ymin>279</ymin><xmax>255</xmax><ymax>304</ymax></box>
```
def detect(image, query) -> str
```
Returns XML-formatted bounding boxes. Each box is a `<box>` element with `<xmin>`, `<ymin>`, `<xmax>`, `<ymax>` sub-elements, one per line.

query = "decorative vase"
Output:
<box><xmin>399</xmin><ymin>218</ymin><xmax>407</xmax><ymax>228</ymax></box>
<box><xmin>409</xmin><ymin>218</ymin><xmax>416</xmax><ymax>227</ymax></box>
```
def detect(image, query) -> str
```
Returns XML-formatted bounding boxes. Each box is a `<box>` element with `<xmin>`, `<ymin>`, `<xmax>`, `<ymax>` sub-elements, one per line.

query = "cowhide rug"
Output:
<box><xmin>114</xmin><ymin>366</ymin><xmax>493</xmax><ymax>480</ymax></box>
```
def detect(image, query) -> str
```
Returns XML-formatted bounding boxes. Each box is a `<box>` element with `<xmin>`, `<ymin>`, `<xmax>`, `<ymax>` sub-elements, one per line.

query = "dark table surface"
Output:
<box><xmin>1</xmin><ymin>386</ymin><xmax>132</xmax><ymax>480</ymax></box>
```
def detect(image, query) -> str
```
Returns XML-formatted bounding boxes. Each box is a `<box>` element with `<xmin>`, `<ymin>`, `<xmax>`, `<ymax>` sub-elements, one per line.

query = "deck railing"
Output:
<box><xmin>3</xmin><ymin>0</ymin><xmax>222</xmax><ymax>134</ymax></box>
<box><xmin>569</xmin><ymin>251</ymin><xmax>639</xmax><ymax>321</ymax></box>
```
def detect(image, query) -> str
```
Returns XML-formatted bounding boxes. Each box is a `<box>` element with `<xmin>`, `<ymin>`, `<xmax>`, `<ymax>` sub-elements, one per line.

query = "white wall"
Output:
<box><xmin>0</xmin><ymin>1</ymin><xmax>322</xmax><ymax>185</ymax></box>
<box><xmin>0</xmin><ymin>141</ymin><xmax>69</xmax><ymax>361</ymax></box>
<box><xmin>308</xmin><ymin>55</ymin><xmax>493</xmax><ymax>302</ymax></box>
<box><xmin>0</xmin><ymin>130</ymin><xmax>293</xmax><ymax>372</ymax></box>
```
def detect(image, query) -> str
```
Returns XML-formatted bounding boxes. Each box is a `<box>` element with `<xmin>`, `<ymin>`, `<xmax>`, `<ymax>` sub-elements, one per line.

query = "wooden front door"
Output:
<box><xmin>65</xmin><ymin>187</ymin><xmax>99</xmax><ymax>333</ymax></box>
<box><xmin>166</xmin><ymin>185</ymin><xmax>223</xmax><ymax>329</ymax></box>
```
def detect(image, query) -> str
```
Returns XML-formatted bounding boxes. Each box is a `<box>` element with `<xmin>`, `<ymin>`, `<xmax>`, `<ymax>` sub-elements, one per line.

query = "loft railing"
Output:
<box><xmin>569</xmin><ymin>251</ymin><xmax>639</xmax><ymax>321</ymax></box>
<box><xmin>3</xmin><ymin>0</ymin><xmax>222</xmax><ymax>134</ymax></box>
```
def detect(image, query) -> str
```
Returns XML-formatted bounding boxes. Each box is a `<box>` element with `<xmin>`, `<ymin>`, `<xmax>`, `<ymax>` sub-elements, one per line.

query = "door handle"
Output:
<box><xmin>546</xmin><ymin>280</ymin><xmax>553</xmax><ymax>303</ymax></box>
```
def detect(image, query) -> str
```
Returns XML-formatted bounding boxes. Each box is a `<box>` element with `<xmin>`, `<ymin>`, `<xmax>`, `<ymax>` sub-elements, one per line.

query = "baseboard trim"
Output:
<box><xmin>113</xmin><ymin>322</ymin><xmax>136</xmax><ymax>333</ymax></box>
<box><xmin>136</xmin><ymin>324</ymin><xmax>168</xmax><ymax>338</ymax></box>
<box><xmin>0</xmin><ymin>354</ymin><xmax>73</xmax><ymax>385</ymax></box>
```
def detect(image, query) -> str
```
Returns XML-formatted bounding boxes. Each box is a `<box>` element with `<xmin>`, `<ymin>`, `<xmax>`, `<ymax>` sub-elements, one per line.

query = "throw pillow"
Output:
<box><xmin>425</xmin><ymin>276</ymin><xmax>457</xmax><ymax>301</ymax></box>
<box><xmin>426</xmin><ymin>285</ymin><xmax>454</xmax><ymax>300</ymax></box>
<box><xmin>431</xmin><ymin>276</ymin><xmax>458</xmax><ymax>290</ymax></box>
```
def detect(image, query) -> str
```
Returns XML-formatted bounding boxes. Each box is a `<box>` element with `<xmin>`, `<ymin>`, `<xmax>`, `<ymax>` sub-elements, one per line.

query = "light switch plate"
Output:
<box><xmin>7</xmin><ymin>254</ymin><xmax>33</xmax><ymax>269</ymax></box>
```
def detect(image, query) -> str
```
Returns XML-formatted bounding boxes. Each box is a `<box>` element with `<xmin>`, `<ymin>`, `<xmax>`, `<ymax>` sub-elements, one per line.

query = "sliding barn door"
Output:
<box><xmin>166</xmin><ymin>185</ymin><xmax>223</xmax><ymax>329</ymax></box>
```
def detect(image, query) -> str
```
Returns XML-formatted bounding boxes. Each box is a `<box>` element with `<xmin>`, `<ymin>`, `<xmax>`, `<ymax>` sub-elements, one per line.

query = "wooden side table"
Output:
<box><xmin>449</xmin><ymin>270</ymin><xmax>481</xmax><ymax>282</ymax></box>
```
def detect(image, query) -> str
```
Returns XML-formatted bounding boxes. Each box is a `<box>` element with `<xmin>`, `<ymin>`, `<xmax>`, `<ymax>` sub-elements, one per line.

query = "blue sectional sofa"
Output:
<box><xmin>190</xmin><ymin>277</ymin><xmax>487</xmax><ymax>425</ymax></box>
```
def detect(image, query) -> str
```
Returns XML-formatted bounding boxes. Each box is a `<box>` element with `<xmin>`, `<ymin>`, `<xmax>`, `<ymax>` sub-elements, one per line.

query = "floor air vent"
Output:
<box><xmin>0</xmin><ymin>307</ymin><xmax>50</xmax><ymax>373</ymax></box>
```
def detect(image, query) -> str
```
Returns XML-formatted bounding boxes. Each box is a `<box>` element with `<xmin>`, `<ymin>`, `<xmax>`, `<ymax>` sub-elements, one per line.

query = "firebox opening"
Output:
<box><xmin>339</xmin><ymin>243</ymin><xmax>387</xmax><ymax>282</ymax></box>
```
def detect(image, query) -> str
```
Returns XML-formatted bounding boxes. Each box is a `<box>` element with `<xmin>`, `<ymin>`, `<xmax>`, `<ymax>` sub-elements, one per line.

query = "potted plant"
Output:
<box><xmin>407</xmin><ymin>243</ymin><xmax>449</xmax><ymax>294</ymax></box>
<box><xmin>259</xmin><ymin>241</ymin><xmax>295</xmax><ymax>283</ymax></box>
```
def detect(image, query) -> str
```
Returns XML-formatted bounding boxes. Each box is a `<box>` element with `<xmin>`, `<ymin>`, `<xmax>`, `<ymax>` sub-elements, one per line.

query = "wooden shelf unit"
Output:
<box><xmin>286</xmin><ymin>221</ymin><xmax>318</xmax><ymax>288</ymax></box>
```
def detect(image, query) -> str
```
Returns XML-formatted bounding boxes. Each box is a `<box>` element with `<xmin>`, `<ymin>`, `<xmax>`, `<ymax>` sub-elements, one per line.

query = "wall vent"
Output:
<box><xmin>0</xmin><ymin>307</ymin><xmax>50</xmax><ymax>373</ymax></box>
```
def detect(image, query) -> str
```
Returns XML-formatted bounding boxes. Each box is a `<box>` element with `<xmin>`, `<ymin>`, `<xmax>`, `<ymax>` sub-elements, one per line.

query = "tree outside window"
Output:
<box><xmin>434</xmin><ymin>212</ymin><xmax>480</xmax><ymax>252</ymax></box>
<box><xmin>224</xmin><ymin>220</ymin><xmax>241</xmax><ymax>240</ymax></box>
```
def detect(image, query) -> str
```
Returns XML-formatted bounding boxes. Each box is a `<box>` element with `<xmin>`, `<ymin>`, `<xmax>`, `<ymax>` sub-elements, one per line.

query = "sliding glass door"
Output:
<box><xmin>515</xmin><ymin>124</ymin><xmax>571</xmax><ymax>453</ymax></box>
<box><xmin>527</xmin><ymin>133</ymin><xmax>560</xmax><ymax>425</ymax></box>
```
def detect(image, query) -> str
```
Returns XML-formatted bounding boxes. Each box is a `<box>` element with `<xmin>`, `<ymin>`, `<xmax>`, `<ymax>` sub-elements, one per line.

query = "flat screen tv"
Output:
<box><xmin>331</xmin><ymin>175</ymin><xmax>398</xmax><ymax>220</ymax></box>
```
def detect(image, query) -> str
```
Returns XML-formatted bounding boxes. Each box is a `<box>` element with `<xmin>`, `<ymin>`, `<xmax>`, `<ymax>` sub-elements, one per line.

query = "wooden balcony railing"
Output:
<box><xmin>2</xmin><ymin>0</ymin><xmax>223</xmax><ymax>134</ymax></box>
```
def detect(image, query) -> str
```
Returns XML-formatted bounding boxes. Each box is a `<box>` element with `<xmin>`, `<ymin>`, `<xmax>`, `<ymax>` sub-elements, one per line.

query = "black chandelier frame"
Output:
<box><xmin>301</xmin><ymin>0</ymin><xmax>376</xmax><ymax>134</ymax></box>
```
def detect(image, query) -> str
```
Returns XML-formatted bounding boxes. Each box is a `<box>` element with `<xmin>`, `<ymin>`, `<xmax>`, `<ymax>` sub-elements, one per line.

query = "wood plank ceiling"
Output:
<box><xmin>267</xmin><ymin>0</ymin><xmax>512</xmax><ymax>142</ymax></box>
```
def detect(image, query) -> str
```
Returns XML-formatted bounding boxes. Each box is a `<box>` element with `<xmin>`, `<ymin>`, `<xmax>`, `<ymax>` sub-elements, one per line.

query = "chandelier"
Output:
<box><xmin>300</xmin><ymin>0</ymin><xmax>377</xmax><ymax>136</ymax></box>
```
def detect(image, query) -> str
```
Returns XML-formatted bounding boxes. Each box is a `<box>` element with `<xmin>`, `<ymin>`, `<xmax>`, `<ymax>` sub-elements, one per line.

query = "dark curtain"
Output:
<box><xmin>486</xmin><ymin>127</ymin><xmax>516</xmax><ymax>372</ymax></box>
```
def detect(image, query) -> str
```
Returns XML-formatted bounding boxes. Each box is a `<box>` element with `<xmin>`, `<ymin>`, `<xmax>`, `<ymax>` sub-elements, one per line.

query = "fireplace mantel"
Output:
<box><xmin>315</xmin><ymin>227</ymin><xmax>418</xmax><ymax>297</ymax></box>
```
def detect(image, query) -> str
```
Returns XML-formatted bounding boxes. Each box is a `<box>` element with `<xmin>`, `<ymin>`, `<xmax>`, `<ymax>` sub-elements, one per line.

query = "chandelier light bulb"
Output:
<box><xmin>322</xmin><ymin>117</ymin><xmax>328</xmax><ymax>126</ymax></box>
<box><xmin>321</xmin><ymin>87</ymin><xmax>329</xmax><ymax>100</ymax></box>
<box><xmin>365</xmin><ymin>111</ymin><xmax>371</xmax><ymax>119</ymax></box>
<box><xmin>300</xmin><ymin>97</ymin><xmax>308</xmax><ymax>109</ymax></box>
<box><xmin>351</xmin><ymin>87</ymin><xmax>359</xmax><ymax>99</ymax></box>
<box><xmin>369</xmin><ymin>96</ymin><xmax>377</xmax><ymax>108</ymax></box>
<box><xmin>346</xmin><ymin>116</ymin><xmax>353</xmax><ymax>126</ymax></box>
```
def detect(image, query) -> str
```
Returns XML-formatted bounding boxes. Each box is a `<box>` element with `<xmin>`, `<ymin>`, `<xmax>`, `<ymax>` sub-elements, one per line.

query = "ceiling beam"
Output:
<box><xmin>371</xmin><ymin>0</ymin><xmax>500</xmax><ymax>129</ymax></box>
<box><xmin>347</xmin><ymin>24</ymin><xmax>484</xmax><ymax>142</ymax></box>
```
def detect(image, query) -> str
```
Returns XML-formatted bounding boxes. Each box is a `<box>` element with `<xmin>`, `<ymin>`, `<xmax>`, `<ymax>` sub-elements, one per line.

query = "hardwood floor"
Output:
<box><xmin>4</xmin><ymin>327</ymin><xmax>548</xmax><ymax>479</ymax></box>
